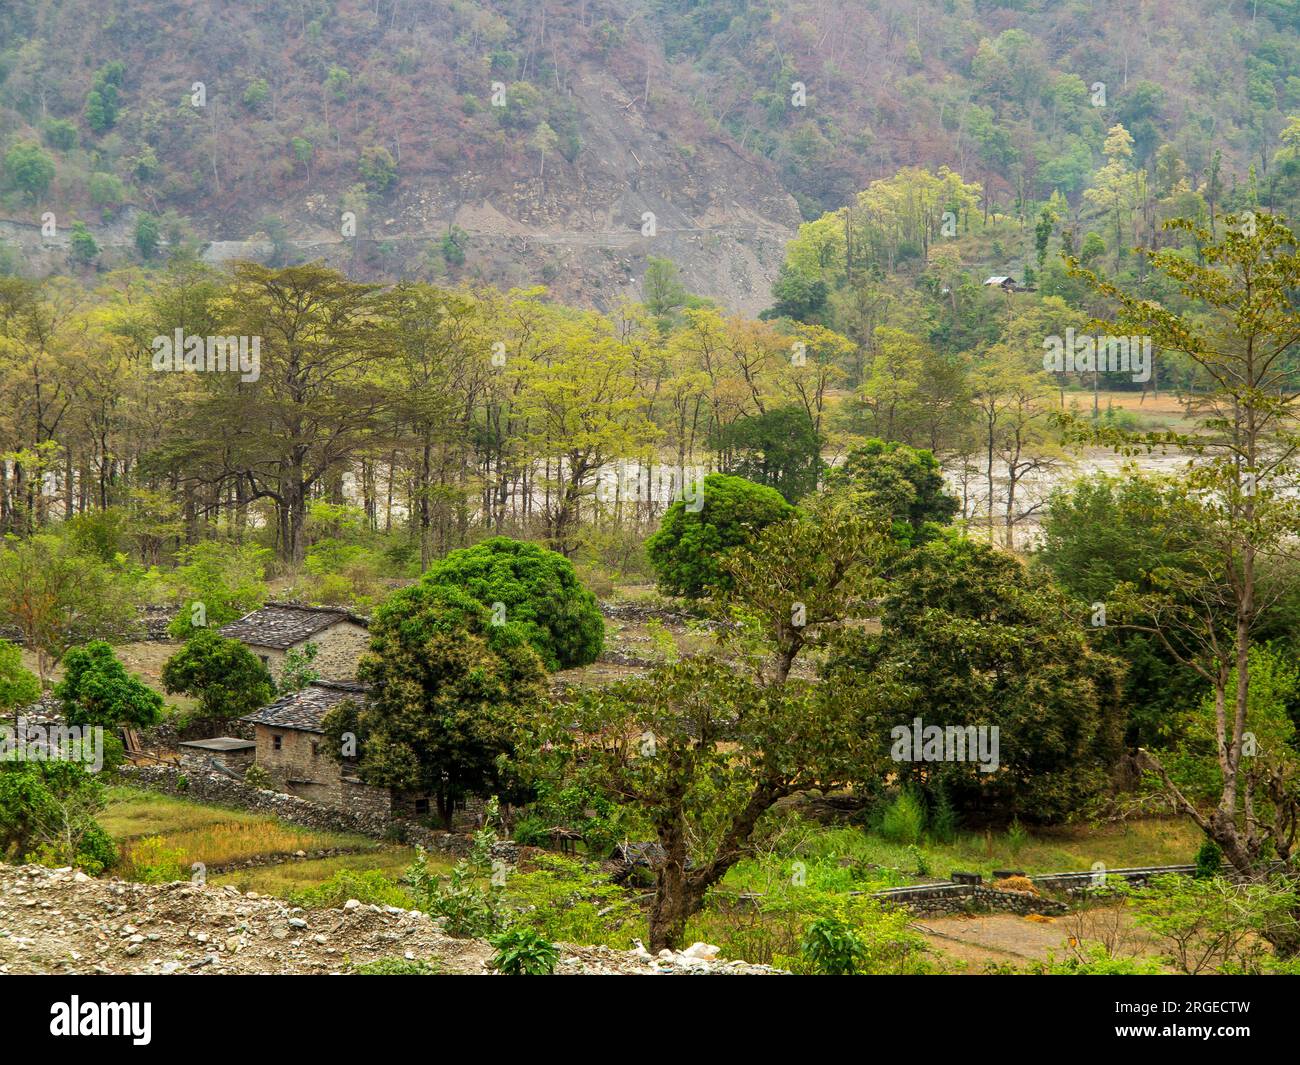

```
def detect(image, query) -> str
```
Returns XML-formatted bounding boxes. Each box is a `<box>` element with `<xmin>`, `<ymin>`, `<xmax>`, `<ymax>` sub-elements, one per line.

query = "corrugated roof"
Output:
<box><xmin>219</xmin><ymin>602</ymin><xmax>367</xmax><ymax>649</ymax></box>
<box><xmin>240</xmin><ymin>680</ymin><xmax>368</xmax><ymax>734</ymax></box>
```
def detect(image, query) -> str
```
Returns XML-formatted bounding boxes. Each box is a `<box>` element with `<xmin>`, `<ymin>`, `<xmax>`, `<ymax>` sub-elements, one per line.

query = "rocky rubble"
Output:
<box><xmin>0</xmin><ymin>864</ymin><xmax>783</xmax><ymax>976</ymax></box>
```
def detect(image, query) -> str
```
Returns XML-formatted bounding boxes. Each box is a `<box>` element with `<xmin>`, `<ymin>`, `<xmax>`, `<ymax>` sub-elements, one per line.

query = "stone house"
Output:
<box><xmin>219</xmin><ymin>602</ymin><xmax>369</xmax><ymax>683</ymax></box>
<box><xmin>239</xmin><ymin>680</ymin><xmax>431</xmax><ymax>820</ymax></box>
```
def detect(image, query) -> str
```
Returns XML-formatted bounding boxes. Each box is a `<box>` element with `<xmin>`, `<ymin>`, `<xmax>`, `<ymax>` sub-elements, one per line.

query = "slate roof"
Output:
<box><xmin>240</xmin><ymin>680</ymin><xmax>369</xmax><ymax>734</ymax></box>
<box><xmin>178</xmin><ymin>737</ymin><xmax>257</xmax><ymax>752</ymax></box>
<box><xmin>219</xmin><ymin>602</ymin><xmax>367</xmax><ymax>649</ymax></box>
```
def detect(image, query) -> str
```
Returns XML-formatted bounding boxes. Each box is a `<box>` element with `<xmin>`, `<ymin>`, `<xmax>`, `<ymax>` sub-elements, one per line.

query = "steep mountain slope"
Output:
<box><xmin>2</xmin><ymin>0</ymin><xmax>1299</xmax><ymax>311</ymax></box>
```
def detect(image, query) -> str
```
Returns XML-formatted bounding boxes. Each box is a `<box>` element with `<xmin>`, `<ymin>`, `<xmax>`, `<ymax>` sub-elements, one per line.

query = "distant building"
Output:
<box><xmin>219</xmin><ymin>602</ymin><xmax>369</xmax><ymax>683</ymax></box>
<box><xmin>239</xmin><ymin>680</ymin><xmax>430</xmax><ymax>819</ymax></box>
<box><xmin>983</xmin><ymin>275</ymin><xmax>1034</xmax><ymax>293</ymax></box>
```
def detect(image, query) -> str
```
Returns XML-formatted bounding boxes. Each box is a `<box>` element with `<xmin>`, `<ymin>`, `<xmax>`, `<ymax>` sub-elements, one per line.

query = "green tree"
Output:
<box><xmin>420</xmin><ymin>537</ymin><xmax>603</xmax><ymax>671</ymax></box>
<box><xmin>1073</xmin><ymin>213</ymin><xmax>1300</xmax><ymax>926</ymax></box>
<box><xmin>165</xmin><ymin>541</ymin><xmax>269</xmax><ymax>639</ymax></box>
<box><xmin>824</xmin><ymin>438</ymin><xmax>959</xmax><ymax>543</ymax></box>
<box><xmin>714</xmin><ymin>405</ymin><xmax>822</xmax><ymax>503</ymax></box>
<box><xmin>827</xmin><ymin>536</ymin><xmax>1125</xmax><ymax>822</ymax></box>
<box><xmin>1035</xmin><ymin>473</ymin><xmax>1211</xmax><ymax>746</ymax></box>
<box><xmin>359</xmin><ymin>146</ymin><xmax>397</xmax><ymax>192</ymax></box>
<box><xmin>0</xmin><ymin>759</ymin><xmax>116</xmax><ymax>873</ymax></box>
<box><xmin>56</xmin><ymin>640</ymin><xmax>163</xmax><ymax>729</ymax></box>
<box><xmin>4</xmin><ymin>141</ymin><xmax>54</xmax><ymax>199</ymax></box>
<box><xmin>69</xmin><ymin>221</ymin><xmax>99</xmax><ymax>265</ymax></box>
<box><xmin>322</xmin><ymin>585</ymin><xmax>547</xmax><ymax>827</ymax></box>
<box><xmin>0</xmin><ymin>535</ymin><xmax>142</xmax><ymax>685</ymax></box>
<box><xmin>643</xmin><ymin>256</ymin><xmax>688</xmax><ymax>326</ymax></box>
<box><xmin>160</xmin><ymin>630</ymin><xmax>275</xmax><ymax>721</ymax></box>
<box><xmin>0</xmin><ymin>639</ymin><xmax>40</xmax><ymax>716</ymax></box>
<box><xmin>134</xmin><ymin>214</ymin><xmax>161</xmax><ymax>259</ymax></box>
<box><xmin>645</xmin><ymin>473</ymin><xmax>794</xmax><ymax>598</ymax></box>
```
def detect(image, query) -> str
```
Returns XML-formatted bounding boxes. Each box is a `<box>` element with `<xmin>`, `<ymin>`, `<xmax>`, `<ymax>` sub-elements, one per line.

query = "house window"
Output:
<box><xmin>414</xmin><ymin>798</ymin><xmax>430</xmax><ymax>816</ymax></box>
<box><xmin>273</xmin><ymin>734</ymin><xmax>283</xmax><ymax>751</ymax></box>
<box><xmin>311</xmin><ymin>741</ymin><xmax>320</xmax><ymax>758</ymax></box>
<box><xmin>259</xmin><ymin>655</ymin><xmax>269</xmax><ymax>667</ymax></box>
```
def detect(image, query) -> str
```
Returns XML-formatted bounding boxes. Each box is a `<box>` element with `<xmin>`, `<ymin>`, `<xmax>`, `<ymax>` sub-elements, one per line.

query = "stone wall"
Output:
<box><xmin>257</xmin><ymin>623</ymin><xmax>370</xmax><ymax>684</ymax></box>
<box><xmin>118</xmin><ymin>764</ymin><xmax>485</xmax><ymax>852</ymax></box>
<box><xmin>871</xmin><ymin>882</ymin><xmax>1069</xmax><ymax>917</ymax></box>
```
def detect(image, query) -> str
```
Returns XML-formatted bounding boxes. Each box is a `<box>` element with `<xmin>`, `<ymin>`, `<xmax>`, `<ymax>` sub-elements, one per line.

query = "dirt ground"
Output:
<box><xmin>915</xmin><ymin>907</ymin><xmax>1166</xmax><ymax>972</ymax></box>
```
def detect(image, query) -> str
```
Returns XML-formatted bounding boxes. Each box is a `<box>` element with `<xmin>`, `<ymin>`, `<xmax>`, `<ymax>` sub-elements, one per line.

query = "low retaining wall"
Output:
<box><xmin>871</xmin><ymin>882</ymin><xmax>1068</xmax><ymax>917</ymax></box>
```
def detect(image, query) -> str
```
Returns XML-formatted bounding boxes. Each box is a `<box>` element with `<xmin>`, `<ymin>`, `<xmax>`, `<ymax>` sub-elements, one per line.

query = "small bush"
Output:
<box><xmin>511</xmin><ymin>816</ymin><xmax>551</xmax><ymax>847</ymax></box>
<box><xmin>123</xmin><ymin>835</ymin><xmax>187</xmax><ymax>883</ymax></box>
<box><xmin>489</xmin><ymin>927</ymin><xmax>560</xmax><ymax>975</ymax></box>
<box><xmin>879</xmin><ymin>789</ymin><xmax>925</xmax><ymax>846</ymax></box>
<box><xmin>244</xmin><ymin>764</ymin><xmax>272</xmax><ymax>789</ymax></box>
<box><xmin>291</xmin><ymin>869</ymin><xmax>412</xmax><ymax>910</ymax></box>
<box><xmin>1194</xmin><ymin>839</ymin><xmax>1222</xmax><ymax>879</ymax></box>
<box><xmin>800</xmin><ymin>917</ymin><xmax>867</xmax><ymax>975</ymax></box>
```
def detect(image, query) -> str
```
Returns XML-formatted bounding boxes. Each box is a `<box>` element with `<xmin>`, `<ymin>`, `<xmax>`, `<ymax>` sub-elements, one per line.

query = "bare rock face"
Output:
<box><xmin>0</xmin><ymin>864</ymin><xmax>783</xmax><ymax>976</ymax></box>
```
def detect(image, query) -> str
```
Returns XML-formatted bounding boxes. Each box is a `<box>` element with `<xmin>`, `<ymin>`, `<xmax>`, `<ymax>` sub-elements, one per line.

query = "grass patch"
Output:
<box><xmin>104</xmin><ymin>786</ymin><xmax>377</xmax><ymax>878</ymax></box>
<box><xmin>211</xmin><ymin>847</ymin><xmax>438</xmax><ymax>900</ymax></box>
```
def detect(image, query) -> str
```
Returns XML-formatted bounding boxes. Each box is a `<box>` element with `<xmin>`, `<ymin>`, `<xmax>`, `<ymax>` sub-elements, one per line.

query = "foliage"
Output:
<box><xmin>0</xmin><ymin>534</ymin><xmax>143</xmax><ymax>684</ymax></box>
<box><xmin>406</xmin><ymin>815</ymin><xmax>506</xmax><ymax>937</ymax></box>
<box><xmin>800</xmin><ymin>916</ymin><xmax>868</xmax><ymax>975</ymax></box>
<box><xmin>488</xmin><ymin>927</ymin><xmax>560</xmax><ymax>975</ymax></box>
<box><xmin>277</xmin><ymin>642</ymin><xmax>320</xmax><ymax>694</ymax></box>
<box><xmin>0</xmin><ymin>759</ymin><xmax>115</xmax><ymax>873</ymax></box>
<box><xmin>878</xmin><ymin>789</ymin><xmax>926</xmax><ymax>846</ymax></box>
<box><xmin>826</xmin><ymin>536</ymin><xmax>1125</xmax><ymax>822</ymax></box>
<box><xmin>56</xmin><ymin>641</ymin><xmax>163</xmax><ymax>729</ymax></box>
<box><xmin>161</xmin><ymin>629</ymin><xmax>275</xmax><ymax>720</ymax></box>
<box><xmin>420</xmin><ymin>536</ymin><xmax>604</xmax><ymax>671</ymax></box>
<box><xmin>1131</xmin><ymin>875</ymin><xmax>1300</xmax><ymax>975</ymax></box>
<box><xmin>0</xmin><ymin>638</ymin><xmax>40</xmax><ymax>713</ymax></box>
<box><xmin>164</xmin><ymin>541</ymin><xmax>269</xmax><ymax>639</ymax></box>
<box><xmin>322</xmin><ymin>585</ymin><xmax>547</xmax><ymax>824</ymax></box>
<box><xmin>289</xmin><ymin>868</ymin><xmax>413</xmax><ymax>910</ymax></box>
<box><xmin>824</xmin><ymin>438</ymin><xmax>959</xmax><ymax>544</ymax></box>
<box><xmin>646</xmin><ymin>473</ymin><xmax>794</xmax><ymax>598</ymax></box>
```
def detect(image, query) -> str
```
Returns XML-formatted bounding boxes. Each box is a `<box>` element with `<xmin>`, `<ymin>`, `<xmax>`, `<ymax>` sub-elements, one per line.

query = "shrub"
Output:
<box><xmin>800</xmin><ymin>917</ymin><xmax>868</xmax><ymax>975</ymax></box>
<box><xmin>1194</xmin><ymin>839</ymin><xmax>1222</xmax><ymax>879</ymax></box>
<box><xmin>406</xmin><ymin>819</ymin><xmax>506</xmax><ymax>937</ymax></box>
<box><xmin>123</xmin><ymin>835</ymin><xmax>187</xmax><ymax>883</ymax></box>
<box><xmin>646</xmin><ymin>473</ymin><xmax>794</xmax><ymax>597</ymax></box>
<box><xmin>165</xmin><ymin>541</ymin><xmax>269</xmax><ymax>639</ymax></box>
<box><xmin>244</xmin><ymin>764</ymin><xmax>271</xmax><ymax>789</ymax></box>
<box><xmin>511</xmin><ymin>816</ymin><xmax>551</xmax><ymax>847</ymax></box>
<box><xmin>879</xmin><ymin>789</ymin><xmax>926</xmax><ymax>846</ymax></box>
<box><xmin>1032</xmin><ymin>943</ymin><xmax>1164</xmax><ymax>974</ymax></box>
<box><xmin>419</xmin><ymin>537</ymin><xmax>603</xmax><ymax>671</ymax></box>
<box><xmin>489</xmin><ymin>927</ymin><xmax>560</xmax><ymax>975</ymax></box>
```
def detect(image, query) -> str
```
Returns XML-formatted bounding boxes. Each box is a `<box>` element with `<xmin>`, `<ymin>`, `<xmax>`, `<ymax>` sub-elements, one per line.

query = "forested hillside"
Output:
<box><xmin>5</xmin><ymin>0</ymin><xmax>1300</xmax><ymax>308</ymax></box>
